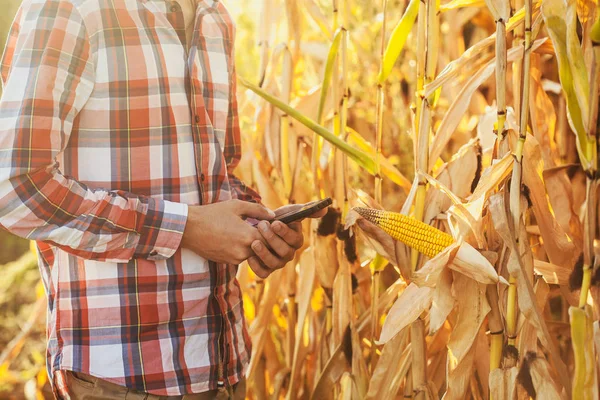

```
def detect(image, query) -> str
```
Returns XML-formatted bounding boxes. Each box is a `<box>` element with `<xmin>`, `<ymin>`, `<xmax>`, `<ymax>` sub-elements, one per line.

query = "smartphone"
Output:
<box><xmin>272</xmin><ymin>198</ymin><xmax>333</xmax><ymax>224</ymax></box>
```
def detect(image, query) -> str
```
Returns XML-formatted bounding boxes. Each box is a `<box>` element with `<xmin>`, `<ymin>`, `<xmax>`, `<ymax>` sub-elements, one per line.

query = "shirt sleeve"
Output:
<box><xmin>223</xmin><ymin>16</ymin><xmax>261</xmax><ymax>204</ymax></box>
<box><xmin>0</xmin><ymin>0</ymin><xmax>187</xmax><ymax>263</ymax></box>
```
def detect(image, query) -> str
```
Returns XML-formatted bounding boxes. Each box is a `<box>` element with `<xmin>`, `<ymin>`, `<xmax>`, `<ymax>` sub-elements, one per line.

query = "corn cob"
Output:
<box><xmin>354</xmin><ymin>207</ymin><xmax>454</xmax><ymax>258</ymax></box>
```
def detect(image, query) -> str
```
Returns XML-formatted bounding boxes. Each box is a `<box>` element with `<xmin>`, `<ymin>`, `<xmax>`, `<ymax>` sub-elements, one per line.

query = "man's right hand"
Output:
<box><xmin>181</xmin><ymin>200</ymin><xmax>276</xmax><ymax>266</ymax></box>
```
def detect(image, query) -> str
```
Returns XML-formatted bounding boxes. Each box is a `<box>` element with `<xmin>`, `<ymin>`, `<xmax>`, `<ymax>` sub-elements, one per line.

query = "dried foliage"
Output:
<box><xmin>2</xmin><ymin>0</ymin><xmax>600</xmax><ymax>398</ymax></box>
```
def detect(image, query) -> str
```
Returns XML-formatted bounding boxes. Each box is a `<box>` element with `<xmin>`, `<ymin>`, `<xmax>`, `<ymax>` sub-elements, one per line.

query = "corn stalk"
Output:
<box><xmin>485</xmin><ymin>0</ymin><xmax>510</xmax><ymax>157</ymax></box>
<box><xmin>370</xmin><ymin>0</ymin><xmax>389</xmax><ymax>374</ymax></box>
<box><xmin>512</xmin><ymin>0</ymin><xmax>524</xmax><ymax>123</ymax></box>
<box><xmin>411</xmin><ymin>0</ymin><xmax>439</xmax><ymax>395</ymax></box>
<box><xmin>411</xmin><ymin>0</ymin><xmax>430</xmax><ymax>272</ymax></box>
<box><xmin>506</xmin><ymin>0</ymin><xmax>532</xmax><ymax>351</ymax></box>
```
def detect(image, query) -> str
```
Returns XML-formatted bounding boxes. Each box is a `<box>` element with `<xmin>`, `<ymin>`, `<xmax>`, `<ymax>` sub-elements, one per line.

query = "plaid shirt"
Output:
<box><xmin>0</xmin><ymin>0</ymin><xmax>259</xmax><ymax>396</ymax></box>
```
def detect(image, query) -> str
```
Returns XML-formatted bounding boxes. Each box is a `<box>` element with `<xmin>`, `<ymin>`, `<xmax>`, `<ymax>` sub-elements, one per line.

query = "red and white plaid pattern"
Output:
<box><xmin>0</xmin><ymin>0</ymin><xmax>258</xmax><ymax>396</ymax></box>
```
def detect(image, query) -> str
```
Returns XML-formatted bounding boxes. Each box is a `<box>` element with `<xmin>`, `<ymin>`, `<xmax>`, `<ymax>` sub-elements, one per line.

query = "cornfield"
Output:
<box><xmin>1</xmin><ymin>0</ymin><xmax>600</xmax><ymax>398</ymax></box>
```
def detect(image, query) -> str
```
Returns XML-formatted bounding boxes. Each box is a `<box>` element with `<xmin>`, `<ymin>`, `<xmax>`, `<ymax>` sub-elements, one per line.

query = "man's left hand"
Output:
<box><xmin>248</xmin><ymin>204</ymin><xmax>327</xmax><ymax>278</ymax></box>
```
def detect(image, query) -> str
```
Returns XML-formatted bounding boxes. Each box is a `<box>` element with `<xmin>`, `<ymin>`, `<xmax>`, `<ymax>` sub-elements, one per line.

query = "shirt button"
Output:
<box><xmin>170</xmin><ymin>2</ymin><xmax>179</xmax><ymax>12</ymax></box>
<box><xmin>200</xmin><ymin>173</ymin><xmax>206</xmax><ymax>182</ymax></box>
<box><xmin>194</xmin><ymin>115</ymin><xmax>201</xmax><ymax>123</ymax></box>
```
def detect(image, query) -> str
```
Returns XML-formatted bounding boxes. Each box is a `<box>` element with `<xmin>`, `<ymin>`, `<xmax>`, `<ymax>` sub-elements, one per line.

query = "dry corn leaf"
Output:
<box><xmin>357</xmin><ymin>280</ymin><xmax>405</xmax><ymax>336</ymax></box>
<box><xmin>430</xmin><ymin>268</ymin><xmax>455</xmax><ymax>335</ymax></box>
<box><xmin>302</xmin><ymin>0</ymin><xmax>332</xmax><ymax>39</ymax></box>
<box><xmin>291</xmin><ymin>84</ymin><xmax>332</xmax><ymax>139</ymax></box>
<box><xmin>450</xmin><ymin>242</ymin><xmax>499</xmax><ymax>284</ymax></box>
<box><xmin>489</xmin><ymin>367</ymin><xmax>518</xmax><ymax>400</ymax></box>
<box><xmin>576</xmin><ymin>0</ymin><xmax>597</xmax><ymax>23</ymax></box>
<box><xmin>484</xmin><ymin>0</ymin><xmax>510</xmax><ymax>21</ymax></box>
<box><xmin>412</xmin><ymin>242</ymin><xmax>460</xmax><ymax>287</ymax></box>
<box><xmin>447</xmin><ymin>273</ymin><xmax>490</xmax><ymax>366</ymax></box>
<box><xmin>542</xmin><ymin>165</ymin><xmax>582</xmax><ymax>245</ymax></box>
<box><xmin>338</xmin><ymin>372</ymin><xmax>354</xmax><ymax>400</ymax></box>
<box><xmin>247</xmin><ymin>271</ymin><xmax>285</xmax><ymax>379</ymax></box>
<box><xmin>507</xmin><ymin>129</ymin><xmax>579</xmax><ymax>268</ymax></box>
<box><xmin>518</xmin><ymin>280</ymin><xmax>550</xmax><ymax>358</ymax></box>
<box><xmin>310</xmin><ymin>327</ymin><xmax>352</xmax><ymax>400</ymax></box>
<box><xmin>420</xmin><ymin>172</ymin><xmax>485</xmax><ymax>246</ymax></box>
<box><xmin>533</xmin><ymin>260</ymin><xmax>571</xmax><ymax>285</ymax></box>
<box><xmin>256</xmin><ymin>0</ymin><xmax>273</xmax><ymax>87</ymax></box>
<box><xmin>520</xmin><ymin>352</ymin><xmax>564</xmax><ymax>400</ymax></box>
<box><xmin>313</xmin><ymin>230</ymin><xmax>338</xmax><ymax>290</ymax></box>
<box><xmin>424</xmin><ymin>7</ymin><xmax>528</xmax><ymax>97</ymax></box>
<box><xmin>529</xmin><ymin>61</ymin><xmax>558</xmax><ymax>165</ymax></box>
<box><xmin>429</xmin><ymin>39</ymin><xmax>545</xmax><ymax>167</ymax></box>
<box><xmin>378</xmin><ymin>283</ymin><xmax>434</xmax><ymax>344</ymax></box>
<box><xmin>443</xmin><ymin>274</ymin><xmax>489</xmax><ymax>400</ymax></box>
<box><xmin>365</xmin><ymin>329</ymin><xmax>411</xmax><ymax>400</ymax></box>
<box><xmin>469</xmin><ymin>152</ymin><xmax>513</xmax><ymax>201</ymax></box>
<box><xmin>288</xmin><ymin>248</ymin><xmax>316</xmax><ymax>398</ymax></box>
<box><xmin>443</xmin><ymin>334</ymin><xmax>477</xmax><ymax>400</ymax></box>
<box><xmin>285</xmin><ymin>0</ymin><xmax>301</xmax><ymax>58</ymax></box>
<box><xmin>425</xmin><ymin>139</ymin><xmax>480</xmax><ymax>224</ymax></box>
<box><xmin>332</xmin><ymin>258</ymin><xmax>353</xmax><ymax>349</ymax></box>
<box><xmin>350</xmin><ymin>323</ymin><xmax>369</xmax><ymax>398</ymax></box>
<box><xmin>488</xmin><ymin>192</ymin><xmax>572</xmax><ymax>393</ymax></box>
<box><xmin>252</xmin><ymin>157</ymin><xmax>285</xmax><ymax>210</ymax></box>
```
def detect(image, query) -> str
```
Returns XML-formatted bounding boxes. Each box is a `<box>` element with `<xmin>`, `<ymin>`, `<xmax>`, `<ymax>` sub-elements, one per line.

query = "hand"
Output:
<box><xmin>181</xmin><ymin>200</ymin><xmax>275</xmax><ymax>265</ymax></box>
<box><xmin>247</xmin><ymin>203</ymin><xmax>328</xmax><ymax>279</ymax></box>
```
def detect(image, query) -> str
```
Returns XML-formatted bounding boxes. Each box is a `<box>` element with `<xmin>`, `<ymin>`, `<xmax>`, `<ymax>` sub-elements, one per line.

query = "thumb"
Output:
<box><xmin>235</xmin><ymin>201</ymin><xmax>276</xmax><ymax>220</ymax></box>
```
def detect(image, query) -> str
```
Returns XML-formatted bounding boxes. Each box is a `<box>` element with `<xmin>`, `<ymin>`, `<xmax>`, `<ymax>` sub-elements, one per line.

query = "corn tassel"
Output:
<box><xmin>353</xmin><ymin>207</ymin><xmax>454</xmax><ymax>258</ymax></box>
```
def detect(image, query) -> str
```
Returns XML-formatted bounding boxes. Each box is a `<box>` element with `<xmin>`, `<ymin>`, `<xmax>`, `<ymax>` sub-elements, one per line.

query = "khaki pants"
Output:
<box><xmin>64</xmin><ymin>371</ymin><xmax>246</xmax><ymax>400</ymax></box>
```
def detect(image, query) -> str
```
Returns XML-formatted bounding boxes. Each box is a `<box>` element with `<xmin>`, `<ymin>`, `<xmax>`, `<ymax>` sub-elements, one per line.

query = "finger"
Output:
<box><xmin>272</xmin><ymin>221</ymin><xmax>304</xmax><ymax>249</ymax></box>
<box><xmin>251</xmin><ymin>240</ymin><xmax>284</xmax><ymax>270</ymax></box>
<box><xmin>247</xmin><ymin>256</ymin><xmax>271</xmax><ymax>279</ymax></box>
<box><xmin>235</xmin><ymin>200</ymin><xmax>276</xmax><ymax>220</ymax></box>
<box><xmin>257</xmin><ymin>221</ymin><xmax>295</xmax><ymax>259</ymax></box>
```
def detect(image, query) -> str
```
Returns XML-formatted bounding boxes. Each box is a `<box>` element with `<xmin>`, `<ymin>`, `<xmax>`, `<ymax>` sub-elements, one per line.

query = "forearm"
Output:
<box><xmin>0</xmin><ymin>165</ymin><xmax>187</xmax><ymax>262</ymax></box>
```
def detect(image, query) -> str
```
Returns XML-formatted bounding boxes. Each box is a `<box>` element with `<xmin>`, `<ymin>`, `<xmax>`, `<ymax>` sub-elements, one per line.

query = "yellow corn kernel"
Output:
<box><xmin>354</xmin><ymin>207</ymin><xmax>454</xmax><ymax>258</ymax></box>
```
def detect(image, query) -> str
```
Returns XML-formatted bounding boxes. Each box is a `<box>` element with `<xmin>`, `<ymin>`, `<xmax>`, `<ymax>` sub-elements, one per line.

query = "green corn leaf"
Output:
<box><xmin>542</xmin><ymin>0</ymin><xmax>594</xmax><ymax>170</ymax></box>
<box><xmin>377</xmin><ymin>0</ymin><xmax>419</xmax><ymax>84</ymax></box>
<box><xmin>317</xmin><ymin>28</ymin><xmax>345</xmax><ymax>125</ymax></box>
<box><xmin>239</xmin><ymin>76</ymin><xmax>378</xmax><ymax>176</ymax></box>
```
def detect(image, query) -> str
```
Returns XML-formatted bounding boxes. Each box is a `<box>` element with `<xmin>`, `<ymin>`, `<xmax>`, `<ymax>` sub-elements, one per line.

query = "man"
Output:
<box><xmin>0</xmin><ymin>0</ymin><xmax>324</xmax><ymax>398</ymax></box>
